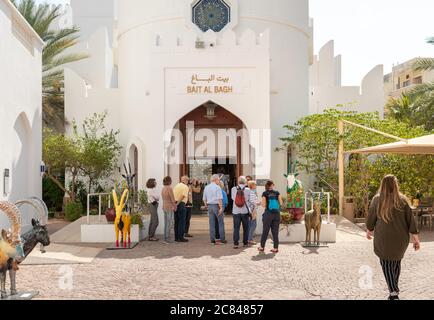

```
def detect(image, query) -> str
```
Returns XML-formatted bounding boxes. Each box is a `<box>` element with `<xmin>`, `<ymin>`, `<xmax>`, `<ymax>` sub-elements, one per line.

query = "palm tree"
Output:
<box><xmin>393</xmin><ymin>36</ymin><xmax>434</xmax><ymax>131</ymax></box>
<box><xmin>386</xmin><ymin>94</ymin><xmax>416</xmax><ymax>124</ymax></box>
<box><xmin>12</xmin><ymin>0</ymin><xmax>87</xmax><ymax>132</ymax></box>
<box><xmin>413</xmin><ymin>37</ymin><xmax>434</xmax><ymax>72</ymax></box>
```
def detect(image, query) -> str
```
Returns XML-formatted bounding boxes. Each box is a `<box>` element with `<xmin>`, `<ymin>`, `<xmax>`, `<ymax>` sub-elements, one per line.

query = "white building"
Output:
<box><xmin>309</xmin><ymin>40</ymin><xmax>385</xmax><ymax>116</ymax></box>
<box><xmin>0</xmin><ymin>0</ymin><xmax>44</xmax><ymax>232</ymax></box>
<box><xmin>63</xmin><ymin>0</ymin><xmax>384</xmax><ymax>234</ymax></box>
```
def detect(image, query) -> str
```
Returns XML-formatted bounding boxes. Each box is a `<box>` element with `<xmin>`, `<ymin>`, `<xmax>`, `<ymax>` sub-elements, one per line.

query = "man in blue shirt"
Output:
<box><xmin>203</xmin><ymin>174</ymin><xmax>225</xmax><ymax>245</ymax></box>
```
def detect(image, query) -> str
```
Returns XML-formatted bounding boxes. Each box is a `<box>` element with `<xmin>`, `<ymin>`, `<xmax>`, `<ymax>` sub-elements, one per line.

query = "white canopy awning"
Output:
<box><xmin>347</xmin><ymin>134</ymin><xmax>434</xmax><ymax>155</ymax></box>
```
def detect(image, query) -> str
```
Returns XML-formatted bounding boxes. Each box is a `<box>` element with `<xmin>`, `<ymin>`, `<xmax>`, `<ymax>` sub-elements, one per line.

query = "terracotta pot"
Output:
<box><xmin>289</xmin><ymin>208</ymin><xmax>304</xmax><ymax>222</ymax></box>
<box><xmin>105</xmin><ymin>208</ymin><xmax>116</xmax><ymax>223</ymax></box>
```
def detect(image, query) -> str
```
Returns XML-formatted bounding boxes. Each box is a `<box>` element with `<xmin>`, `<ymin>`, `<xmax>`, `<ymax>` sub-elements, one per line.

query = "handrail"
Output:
<box><xmin>87</xmin><ymin>193</ymin><xmax>111</xmax><ymax>224</ymax></box>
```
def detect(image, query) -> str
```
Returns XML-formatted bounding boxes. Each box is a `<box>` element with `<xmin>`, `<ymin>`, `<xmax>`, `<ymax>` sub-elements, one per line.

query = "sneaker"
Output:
<box><xmin>248</xmin><ymin>240</ymin><xmax>257</xmax><ymax>246</ymax></box>
<box><xmin>233</xmin><ymin>244</ymin><xmax>239</xmax><ymax>249</ymax></box>
<box><xmin>388</xmin><ymin>295</ymin><xmax>400</xmax><ymax>300</ymax></box>
<box><xmin>215</xmin><ymin>240</ymin><xmax>222</xmax><ymax>245</ymax></box>
<box><xmin>220</xmin><ymin>240</ymin><xmax>227</xmax><ymax>244</ymax></box>
<box><xmin>180</xmin><ymin>238</ymin><xmax>189</xmax><ymax>242</ymax></box>
<box><xmin>185</xmin><ymin>234</ymin><xmax>193</xmax><ymax>238</ymax></box>
<box><xmin>243</xmin><ymin>243</ymin><xmax>249</xmax><ymax>248</ymax></box>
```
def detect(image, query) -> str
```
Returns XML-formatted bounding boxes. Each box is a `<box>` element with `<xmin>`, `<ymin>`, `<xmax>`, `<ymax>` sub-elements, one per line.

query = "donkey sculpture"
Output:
<box><xmin>113</xmin><ymin>189</ymin><xmax>131</xmax><ymax>248</ymax></box>
<box><xmin>304</xmin><ymin>192</ymin><xmax>323</xmax><ymax>246</ymax></box>
<box><xmin>1</xmin><ymin>219</ymin><xmax>50</xmax><ymax>298</ymax></box>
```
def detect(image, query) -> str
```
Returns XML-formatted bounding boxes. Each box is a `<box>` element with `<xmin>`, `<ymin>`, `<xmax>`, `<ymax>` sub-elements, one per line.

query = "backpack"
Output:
<box><xmin>234</xmin><ymin>187</ymin><xmax>247</xmax><ymax>208</ymax></box>
<box><xmin>267</xmin><ymin>191</ymin><xmax>280</xmax><ymax>213</ymax></box>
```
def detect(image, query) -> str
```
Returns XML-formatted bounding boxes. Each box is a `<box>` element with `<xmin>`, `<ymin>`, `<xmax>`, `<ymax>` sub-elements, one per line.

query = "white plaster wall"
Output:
<box><xmin>70</xmin><ymin>0</ymin><xmax>117</xmax><ymax>44</ymax></box>
<box><xmin>310</xmin><ymin>41</ymin><xmax>385</xmax><ymax>117</ymax></box>
<box><xmin>65</xmin><ymin>0</ymin><xmax>311</xmax><ymax>234</ymax></box>
<box><xmin>0</xmin><ymin>0</ymin><xmax>43</xmax><ymax>233</ymax></box>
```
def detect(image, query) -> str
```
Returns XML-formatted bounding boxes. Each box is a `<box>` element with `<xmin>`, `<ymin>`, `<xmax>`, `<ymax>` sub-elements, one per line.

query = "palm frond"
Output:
<box><xmin>407</xmin><ymin>82</ymin><xmax>434</xmax><ymax>98</ymax></box>
<box><xmin>13</xmin><ymin>0</ymin><xmax>88</xmax><ymax>132</ymax></box>
<box><xmin>413</xmin><ymin>58</ymin><xmax>434</xmax><ymax>72</ymax></box>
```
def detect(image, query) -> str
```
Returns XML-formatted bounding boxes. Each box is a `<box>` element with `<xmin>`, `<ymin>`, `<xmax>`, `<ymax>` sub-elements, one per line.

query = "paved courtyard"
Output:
<box><xmin>14</xmin><ymin>216</ymin><xmax>434</xmax><ymax>300</ymax></box>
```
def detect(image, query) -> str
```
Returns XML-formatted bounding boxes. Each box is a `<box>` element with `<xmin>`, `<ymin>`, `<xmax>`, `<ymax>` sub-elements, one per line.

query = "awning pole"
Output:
<box><xmin>338</xmin><ymin>120</ymin><xmax>345</xmax><ymax>216</ymax></box>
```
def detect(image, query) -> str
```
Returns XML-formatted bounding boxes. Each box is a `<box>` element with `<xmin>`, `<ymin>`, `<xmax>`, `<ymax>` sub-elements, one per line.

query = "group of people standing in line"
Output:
<box><xmin>144</xmin><ymin>174</ymin><xmax>283</xmax><ymax>252</ymax></box>
<box><xmin>144</xmin><ymin>172</ymin><xmax>421</xmax><ymax>300</ymax></box>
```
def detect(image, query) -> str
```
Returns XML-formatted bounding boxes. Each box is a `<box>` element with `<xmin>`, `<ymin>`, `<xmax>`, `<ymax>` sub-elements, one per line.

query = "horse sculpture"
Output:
<box><xmin>113</xmin><ymin>189</ymin><xmax>131</xmax><ymax>248</ymax></box>
<box><xmin>0</xmin><ymin>201</ymin><xmax>50</xmax><ymax>299</ymax></box>
<box><xmin>304</xmin><ymin>193</ymin><xmax>323</xmax><ymax>246</ymax></box>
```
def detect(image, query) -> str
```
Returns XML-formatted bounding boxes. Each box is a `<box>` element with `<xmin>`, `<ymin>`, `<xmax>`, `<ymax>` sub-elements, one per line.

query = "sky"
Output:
<box><xmin>37</xmin><ymin>0</ymin><xmax>434</xmax><ymax>86</ymax></box>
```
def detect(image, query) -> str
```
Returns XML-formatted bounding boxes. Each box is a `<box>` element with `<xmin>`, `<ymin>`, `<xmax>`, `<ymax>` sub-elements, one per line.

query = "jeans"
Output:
<box><xmin>174</xmin><ymin>202</ymin><xmax>187</xmax><ymax>241</ymax></box>
<box><xmin>261</xmin><ymin>211</ymin><xmax>280</xmax><ymax>249</ymax></box>
<box><xmin>233</xmin><ymin>214</ymin><xmax>250</xmax><ymax>246</ymax></box>
<box><xmin>248</xmin><ymin>219</ymin><xmax>257</xmax><ymax>241</ymax></box>
<box><xmin>164</xmin><ymin>210</ymin><xmax>174</xmax><ymax>241</ymax></box>
<box><xmin>185</xmin><ymin>207</ymin><xmax>192</xmax><ymax>235</ymax></box>
<box><xmin>148</xmin><ymin>203</ymin><xmax>159</xmax><ymax>238</ymax></box>
<box><xmin>208</xmin><ymin>204</ymin><xmax>225</xmax><ymax>242</ymax></box>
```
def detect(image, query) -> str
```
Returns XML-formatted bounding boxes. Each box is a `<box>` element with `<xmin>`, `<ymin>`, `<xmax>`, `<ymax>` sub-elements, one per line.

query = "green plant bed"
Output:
<box><xmin>65</xmin><ymin>202</ymin><xmax>83</xmax><ymax>222</ymax></box>
<box><xmin>131</xmin><ymin>213</ymin><xmax>144</xmax><ymax>229</ymax></box>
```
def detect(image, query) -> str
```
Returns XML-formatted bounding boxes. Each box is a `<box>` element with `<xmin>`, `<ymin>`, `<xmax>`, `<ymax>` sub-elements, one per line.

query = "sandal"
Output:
<box><xmin>149</xmin><ymin>237</ymin><xmax>159</xmax><ymax>241</ymax></box>
<box><xmin>257</xmin><ymin>247</ymin><xmax>265</xmax><ymax>252</ymax></box>
<box><xmin>270</xmin><ymin>249</ymin><xmax>279</xmax><ymax>253</ymax></box>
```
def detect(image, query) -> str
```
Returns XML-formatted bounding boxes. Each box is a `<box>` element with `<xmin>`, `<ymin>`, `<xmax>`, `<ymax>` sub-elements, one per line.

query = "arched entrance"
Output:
<box><xmin>167</xmin><ymin>101</ymin><xmax>254</xmax><ymax>188</ymax></box>
<box><xmin>12</xmin><ymin>112</ymin><xmax>32</xmax><ymax>201</ymax></box>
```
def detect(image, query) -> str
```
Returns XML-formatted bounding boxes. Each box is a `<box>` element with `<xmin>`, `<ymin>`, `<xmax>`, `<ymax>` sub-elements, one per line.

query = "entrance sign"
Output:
<box><xmin>169</xmin><ymin>70</ymin><xmax>249</xmax><ymax>95</ymax></box>
<box><xmin>188</xmin><ymin>74</ymin><xmax>233</xmax><ymax>94</ymax></box>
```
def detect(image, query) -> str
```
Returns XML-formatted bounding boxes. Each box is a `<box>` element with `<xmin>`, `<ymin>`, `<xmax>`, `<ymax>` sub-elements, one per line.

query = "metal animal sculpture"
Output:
<box><xmin>113</xmin><ymin>189</ymin><xmax>131</xmax><ymax>248</ymax></box>
<box><xmin>284</xmin><ymin>161</ymin><xmax>304</xmax><ymax>221</ymax></box>
<box><xmin>15</xmin><ymin>197</ymin><xmax>49</xmax><ymax>253</ymax></box>
<box><xmin>0</xmin><ymin>201</ymin><xmax>50</xmax><ymax>298</ymax></box>
<box><xmin>122</xmin><ymin>162</ymin><xmax>136</xmax><ymax>213</ymax></box>
<box><xmin>304</xmin><ymin>193</ymin><xmax>323</xmax><ymax>246</ymax></box>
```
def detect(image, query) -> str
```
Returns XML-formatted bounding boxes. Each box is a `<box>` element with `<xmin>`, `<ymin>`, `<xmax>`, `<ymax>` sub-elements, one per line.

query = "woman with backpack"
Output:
<box><xmin>258</xmin><ymin>180</ymin><xmax>284</xmax><ymax>253</ymax></box>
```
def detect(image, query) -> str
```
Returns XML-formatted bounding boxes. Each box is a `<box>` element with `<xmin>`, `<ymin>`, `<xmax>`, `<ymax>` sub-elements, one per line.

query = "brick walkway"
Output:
<box><xmin>14</xmin><ymin>216</ymin><xmax>434</xmax><ymax>300</ymax></box>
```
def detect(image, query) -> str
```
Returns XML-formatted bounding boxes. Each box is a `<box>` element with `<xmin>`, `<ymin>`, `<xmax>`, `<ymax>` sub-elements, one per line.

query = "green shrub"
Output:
<box><xmin>131</xmin><ymin>213</ymin><xmax>144</xmax><ymax>229</ymax></box>
<box><xmin>43</xmin><ymin>176</ymin><xmax>64</xmax><ymax>212</ymax></box>
<box><xmin>65</xmin><ymin>202</ymin><xmax>83</xmax><ymax>222</ymax></box>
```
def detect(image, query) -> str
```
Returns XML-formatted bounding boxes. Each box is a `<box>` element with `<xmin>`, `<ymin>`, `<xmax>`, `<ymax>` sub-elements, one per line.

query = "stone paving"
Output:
<box><xmin>13</xmin><ymin>216</ymin><xmax>434</xmax><ymax>300</ymax></box>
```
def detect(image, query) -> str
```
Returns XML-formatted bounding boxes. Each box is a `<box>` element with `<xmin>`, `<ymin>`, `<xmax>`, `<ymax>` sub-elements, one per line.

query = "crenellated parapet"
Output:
<box><xmin>151</xmin><ymin>28</ymin><xmax>270</xmax><ymax>49</ymax></box>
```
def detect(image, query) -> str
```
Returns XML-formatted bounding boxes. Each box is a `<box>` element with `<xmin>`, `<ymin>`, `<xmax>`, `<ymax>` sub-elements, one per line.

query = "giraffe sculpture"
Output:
<box><xmin>113</xmin><ymin>189</ymin><xmax>132</xmax><ymax>248</ymax></box>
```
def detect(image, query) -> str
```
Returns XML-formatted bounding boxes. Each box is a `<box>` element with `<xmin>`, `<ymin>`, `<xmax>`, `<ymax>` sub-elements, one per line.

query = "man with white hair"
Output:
<box><xmin>231</xmin><ymin>176</ymin><xmax>253</xmax><ymax>249</ymax></box>
<box><xmin>203</xmin><ymin>174</ymin><xmax>225</xmax><ymax>245</ymax></box>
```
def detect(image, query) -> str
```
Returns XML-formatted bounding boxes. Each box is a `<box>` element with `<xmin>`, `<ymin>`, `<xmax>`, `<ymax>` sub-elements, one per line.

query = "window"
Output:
<box><xmin>413</xmin><ymin>76</ymin><xmax>423</xmax><ymax>85</ymax></box>
<box><xmin>193</xmin><ymin>0</ymin><xmax>231</xmax><ymax>32</ymax></box>
<box><xmin>403</xmin><ymin>80</ymin><xmax>411</xmax><ymax>88</ymax></box>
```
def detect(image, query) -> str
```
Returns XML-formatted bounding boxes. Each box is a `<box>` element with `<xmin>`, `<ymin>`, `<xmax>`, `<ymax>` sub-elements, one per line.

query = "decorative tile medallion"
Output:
<box><xmin>193</xmin><ymin>0</ymin><xmax>231</xmax><ymax>32</ymax></box>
